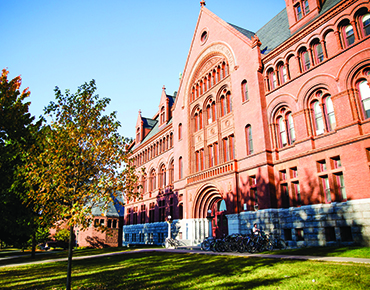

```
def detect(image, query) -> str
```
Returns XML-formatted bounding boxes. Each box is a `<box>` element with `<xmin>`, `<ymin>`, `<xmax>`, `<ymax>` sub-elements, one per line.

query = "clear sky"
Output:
<box><xmin>1</xmin><ymin>0</ymin><xmax>286</xmax><ymax>138</ymax></box>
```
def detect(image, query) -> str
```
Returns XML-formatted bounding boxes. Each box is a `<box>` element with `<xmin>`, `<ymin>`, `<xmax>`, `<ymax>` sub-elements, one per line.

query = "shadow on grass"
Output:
<box><xmin>0</xmin><ymin>252</ymin><xmax>296</xmax><ymax>289</ymax></box>
<box><xmin>268</xmin><ymin>246</ymin><xmax>370</xmax><ymax>258</ymax></box>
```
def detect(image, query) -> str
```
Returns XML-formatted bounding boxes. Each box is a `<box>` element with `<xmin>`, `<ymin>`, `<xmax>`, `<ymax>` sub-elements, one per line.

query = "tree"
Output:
<box><xmin>0</xmin><ymin>68</ymin><xmax>42</xmax><ymax>251</ymax></box>
<box><xmin>22</xmin><ymin>79</ymin><xmax>141</xmax><ymax>290</ymax></box>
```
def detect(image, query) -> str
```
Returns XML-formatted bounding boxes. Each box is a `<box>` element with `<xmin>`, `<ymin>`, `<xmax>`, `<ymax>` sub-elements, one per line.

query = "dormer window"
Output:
<box><xmin>136</xmin><ymin>127</ymin><xmax>140</xmax><ymax>143</ymax></box>
<box><xmin>160</xmin><ymin>106</ymin><xmax>165</xmax><ymax>125</ymax></box>
<box><xmin>294</xmin><ymin>0</ymin><xmax>310</xmax><ymax>21</ymax></box>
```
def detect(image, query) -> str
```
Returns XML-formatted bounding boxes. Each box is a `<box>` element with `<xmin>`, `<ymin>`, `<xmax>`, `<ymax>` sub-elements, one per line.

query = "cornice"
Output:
<box><xmin>262</xmin><ymin>0</ymin><xmax>358</xmax><ymax>64</ymax></box>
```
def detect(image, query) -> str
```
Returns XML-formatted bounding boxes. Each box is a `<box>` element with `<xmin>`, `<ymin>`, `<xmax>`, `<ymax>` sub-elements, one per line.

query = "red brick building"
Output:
<box><xmin>124</xmin><ymin>0</ymin><xmax>370</xmax><ymax>247</ymax></box>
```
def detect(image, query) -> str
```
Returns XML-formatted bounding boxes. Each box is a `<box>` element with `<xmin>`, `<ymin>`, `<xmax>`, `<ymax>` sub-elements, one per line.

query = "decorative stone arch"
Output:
<box><xmin>296</xmin><ymin>74</ymin><xmax>337</xmax><ymax>111</ymax></box>
<box><xmin>183</xmin><ymin>42</ymin><xmax>237</xmax><ymax>107</ymax></box>
<box><xmin>215</xmin><ymin>84</ymin><xmax>230</xmax><ymax>102</ymax></box>
<box><xmin>192</xmin><ymin>183</ymin><xmax>223</xmax><ymax>219</ymax></box>
<box><xmin>267</xmin><ymin>93</ymin><xmax>298</xmax><ymax>121</ymax></box>
<box><xmin>338</xmin><ymin>48</ymin><xmax>370</xmax><ymax>89</ymax></box>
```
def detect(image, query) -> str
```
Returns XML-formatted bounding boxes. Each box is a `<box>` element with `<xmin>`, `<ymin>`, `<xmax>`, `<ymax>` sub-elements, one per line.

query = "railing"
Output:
<box><xmin>187</xmin><ymin>160</ymin><xmax>237</xmax><ymax>184</ymax></box>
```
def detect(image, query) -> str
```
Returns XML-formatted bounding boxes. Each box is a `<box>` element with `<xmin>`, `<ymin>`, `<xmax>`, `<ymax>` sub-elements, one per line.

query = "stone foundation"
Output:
<box><xmin>227</xmin><ymin>198</ymin><xmax>370</xmax><ymax>247</ymax></box>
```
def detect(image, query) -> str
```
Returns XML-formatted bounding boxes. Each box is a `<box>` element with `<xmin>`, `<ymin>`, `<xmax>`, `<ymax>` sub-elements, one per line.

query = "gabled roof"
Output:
<box><xmin>257</xmin><ymin>8</ymin><xmax>291</xmax><ymax>54</ymax></box>
<box><xmin>142</xmin><ymin>117</ymin><xmax>157</xmax><ymax>129</ymax></box>
<box><xmin>228</xmin><ymin>23</ymin><xmax>255</xmax><ymax>40</ymax></box>
<box><xmin>91</xmin><ymin>195</ymin><xmax>125</xmax><ymax>217</ymax></box>
<box><xmin>252</xmin><ymin>0</ymin><xmax>343</xmax><ymax>54</ymax></box>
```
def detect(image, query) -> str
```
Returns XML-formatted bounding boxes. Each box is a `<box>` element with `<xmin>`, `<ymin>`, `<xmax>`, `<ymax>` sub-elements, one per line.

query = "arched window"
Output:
<box><xmin>311</xmin><ymin>39</ymin><xmax>324</xmax><ymax>64</ymax></box>
<box><xmin>142</xmin><ymin>175</ymin><xmax>147</xmax><ymax>193</ymax></box>
<box><xmin>150</xmin><ymin>169</ymin><xmax>156</xmax><ymax>191</ymax></box>
<box><xmin>267</xmin><ymin>68</ymin><xmax>277</xmax><ymax>90</ymax></box>
<box><xmin>360</xmin><ymin>13</ymin><xmax>370</xmax><ymax>37</ymax></box>
<box><xmin>160</xmin><ymin>106</ymin><xmax>165</xmax><ymax>124</ymax></box>
<box><xmin>220</xmin><ymin>95</ymin><xmax>226</xmax><ymax>117</ymax></box>
<box><xmin>343</xmin><ymin>24</ymin><xmax>355</xmax><ymax>47</ymax></box>
<box><xmin>195</xmin><ymin>148</ymin><xmax>204</xmax><ymax>172</ymax></box>
<box><xmin>206</xmin><ymin>100</ymin><xmax>216</xmax><ymax>124</ymax></box>
<box><xmin>241</xmin><ymin>80</ymin><xmax>248</xmax><ymax>102</ymax></box>
<box><xmin>245</xmin><ymin>125</ymin><xmax>254</xmax><ymax>155</ymax></box>
<box><xmin>300</xmin><ymin>48</ymin><xmax>311</xmax><ymax>72</ymax></box>
<box><xmin>325</xmin><ymin>96</ymin><xmax>336</xmax><ymax>131</ymax></box>
<box><xmin>310</xmin><ymin>90</ymin><xmax>336</xmax><ymax>135</ymax></box>
<box><xmin>178</xmin><ymin>123</ymin><xmax>182</xmax><ymax>140</ymax></box>
<box><xmin>169</xmin><ymin>159</ymin><xmax>174</xmax><ymax>184</ymax></box>
<box><xmin>179</xmin><ymin>157</ymin><xmax>183</xmax><ymax>179</ymax></box>
<box><xmin>358</xmin><ymin>80</ymin><xmax>370</xmax><ymax>119</ymax></box>
<box><xmin>223</xmin><ymin>135</ymin><xmax>234</xmax><ymax>162</ymax></box>
<box><xmin>193</xmin><ymin>108</ymin><xmax>203</xmax><ymax>131</ymax></box>
<box><xmin>220</xmin><ymin>92</ymin><xmax>231</xmax><ymax>117</ymax></box>
<box><xmin>136</xmin><ymin>127</ymin><xmax>140</xmax><ymax>143</ymax></box>
<box><xmin>274</xmin><ymin>108</ymin><xmax>296</xmax><ymax>148</ymax></box>
<box><xmin>169</xmin><ymin>132</ymin><xmax>173</xmax><ymax>147</ymax></box>
<box><xmin>159</xmin><ymin>165</ymin><xmax>166</xmax><ymax>188</ymax></box>
<box><xmin>277</xmin><ymin>63</ymin><xmax>287</xmax><ymax>85</ymax></box>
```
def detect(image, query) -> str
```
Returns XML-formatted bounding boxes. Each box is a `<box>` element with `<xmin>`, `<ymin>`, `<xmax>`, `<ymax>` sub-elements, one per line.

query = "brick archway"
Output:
<box><xmin>192</xmin><ymin>184</ymin><xmax>222</xmax><ymax>218</ymax></box>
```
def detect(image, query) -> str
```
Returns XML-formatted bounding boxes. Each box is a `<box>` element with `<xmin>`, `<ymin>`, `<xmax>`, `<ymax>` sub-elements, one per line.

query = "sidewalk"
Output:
<box><xmin>1</xmin><ymin>247</ymin><xmax>370</xmax><ymax>268</ymax></box>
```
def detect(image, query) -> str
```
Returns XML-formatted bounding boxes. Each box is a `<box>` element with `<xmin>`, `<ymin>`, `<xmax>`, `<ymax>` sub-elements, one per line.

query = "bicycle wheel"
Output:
<box><xmin>201</xmin><ymin>240</ymin><xmax>210</xmax><ymax>251</ymax></box>
<box><xmin>278</xmin><ymin>239</ymin><xmax>287</xmax><ymax>250</ymax></box>
<box><xmin>266</xmin><ymin>241</ymin><xmax>274</xmax><ymax>251</ymax></box>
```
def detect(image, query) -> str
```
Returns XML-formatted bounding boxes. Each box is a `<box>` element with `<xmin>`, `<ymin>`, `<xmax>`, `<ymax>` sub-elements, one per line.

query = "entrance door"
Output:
<box><xmin>211</xmin><ymin>200</ymin><xmax>228</xmax><ymax>238</ymax></box>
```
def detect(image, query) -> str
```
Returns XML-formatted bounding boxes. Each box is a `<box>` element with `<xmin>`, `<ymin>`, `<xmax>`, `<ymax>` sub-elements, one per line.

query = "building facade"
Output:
<box><xmin>123</xmin><ymin>0</ymin><xmax>370</xmax><ymax>247</ymax></box>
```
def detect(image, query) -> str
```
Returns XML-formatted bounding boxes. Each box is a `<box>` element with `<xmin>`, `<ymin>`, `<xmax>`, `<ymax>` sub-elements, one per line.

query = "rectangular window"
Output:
<box><xmin>284</xmin><ymin>229</ymin><xmax>292</xmax><ymax>241</ymax></box>
<box><xmin>250</xmin><ymin>188</ymin><xmax>258</xmax><ymax>210</ymax></box>
<box><xmin>317</xmin><ymin>160</ymin><xmax>327</xmax><ymax>172</ymax></box>
<box><xmin>303</xmin><ymin>0</ymin><xmax>310</xmax><ymax>14</ymax></box>
<box><xmin>158</xmin><ymin>200</ymin><xmax>166</xmax><ymax>222</ymax></box>
<box><xmin>325</xmin><ymin>227</ymin><xmax>336</xmax><ymax>242</ymax></box>
<box><xmin>246</xmin><ymin>125</ymin><xmax>253</xmax><ymax>155</ymax></box>
<box><xmin>223</xmin><ymin>138</ymin><xmax>229</xmax><ymax>162</ymax></box>
<box><xmin>279</xmin><ymin>170</ymin><xmax>287</xmax><ymax>181</ymax></box>
<box><xmin>295</xmin><ymin>4</ymin><xmax>302</xmax><ymax>20</ymax></box>
<box><xmin>200</xmin><ymin>149</ymin><xmax>205</xmax><ymax>171</ymax></box>
<box><xmin>321</xmin><ymin>176</ymin><xmax>331</xmax><ymax>203</ymax></box>
<box><xmin>331</xmin><ymin>156</ymin><xmax>342</xmax><ymax>169</ymax></box>
<box><xmin>140</xmin><ymin>204</ymin><xmax>146</xmax><ymax>224</ymax></box>
<box><xmin>149</xmin><ymin>202</ymin><xmax>155</xmax><ymax>223</ymax></box>
<box><xmin>229</xmin><ymin>135</ymin><xmax>235</xmax><ymax>160</ymax></box>
<box><xmin>340</xmin><ymin>226</ymin><xmax>353</xmax><ymax>242</ymax></box>
<box><xmin>290</xmin><ymin>167</ymin><xmax>298</xmax><ymax>178</ymax></box>
<box><xmin>334</xmin><ymin>173</ymin><xmax>346</xmax><ymax>201</ymax></box>
<box><xmin>292</xmin><ymin>182</ymin><xmax>301</xmax><ymax>206</ymax></box>
<box><xmin>281</xmin><ymin>184</ymin><xmax>290</xmax><ymax>208</ymax></box>
<box><xmin>296</xmin><ymin>228</ymin><xmax>304</xmax><ymax>241</ymax></box>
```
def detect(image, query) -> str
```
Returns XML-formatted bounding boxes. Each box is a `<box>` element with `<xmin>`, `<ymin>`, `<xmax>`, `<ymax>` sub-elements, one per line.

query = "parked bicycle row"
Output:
<box><xmin>200</xmin><ymin>231</ymin><xmax>287</xmax><ymax>253</ymax></box>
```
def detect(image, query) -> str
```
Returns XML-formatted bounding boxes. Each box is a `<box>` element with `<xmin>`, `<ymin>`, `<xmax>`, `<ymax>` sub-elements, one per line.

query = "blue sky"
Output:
<box><xmin>1</xmin><ymin>0</ymin><xmax>286</xmax><ymax>138</ymax></box>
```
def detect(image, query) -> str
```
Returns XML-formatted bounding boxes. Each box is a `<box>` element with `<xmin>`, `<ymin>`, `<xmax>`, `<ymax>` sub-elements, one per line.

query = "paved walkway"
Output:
<box><xmin>1</xmin><ymin>247</ymin><xmax>370</xmax><ymax>268</ymax></box>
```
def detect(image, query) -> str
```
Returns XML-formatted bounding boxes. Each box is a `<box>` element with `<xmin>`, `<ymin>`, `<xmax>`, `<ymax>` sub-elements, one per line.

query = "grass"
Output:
<box><xmin>0</xmin><ymin>250</ymin><xmax>369</xmax><ymax>289</ymax></box>
<box><xmin>266</xmin><ymin>245</ymin><xmax>370</xmax><ymax>258</ymax></box>
<box><xmin>0</xmin><ymin>245</ymin><xmax>158</xmax><ymax>267</ymax></box>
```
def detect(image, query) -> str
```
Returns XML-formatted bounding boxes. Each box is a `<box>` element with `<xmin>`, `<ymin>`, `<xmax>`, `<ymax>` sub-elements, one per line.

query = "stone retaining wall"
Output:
<box><xmin>227</xmin><ymin>199</ymin><xmax>370</xmax><ymax>247</ymax></box>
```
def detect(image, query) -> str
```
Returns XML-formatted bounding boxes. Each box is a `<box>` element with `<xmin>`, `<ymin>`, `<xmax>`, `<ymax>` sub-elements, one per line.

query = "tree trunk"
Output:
<box><xmin>31</xmin><ymin>231</ymin><xmax>36</xmax><ymax>258</ymax></box>
<box><xmin>66</xmin><ymin>226</ymin><xmax>74</xmax><ymax>290</ymax></box>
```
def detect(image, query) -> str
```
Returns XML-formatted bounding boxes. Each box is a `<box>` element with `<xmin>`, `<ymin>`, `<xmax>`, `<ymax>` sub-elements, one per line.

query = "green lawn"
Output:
<box><xmin>0</xmin><ymin>247</ymin><xmax>369</xmax><ymax>289</ymax></box>
<box><xmin>266</xmin><ymin>245</ymin><xmax>370</xmax><ymax>258</ymax></box>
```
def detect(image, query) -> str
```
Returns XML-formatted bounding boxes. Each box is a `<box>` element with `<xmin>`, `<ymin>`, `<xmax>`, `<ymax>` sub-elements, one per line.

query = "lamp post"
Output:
<box><xmin>167</xmin><ymin>215</ymin><xmax>172</xmax><ymax>239</ymax></box>
<box><xmin>206</xmin><ymin>210</ymin><xmax>214</xmax><ymax>238</ymax></box>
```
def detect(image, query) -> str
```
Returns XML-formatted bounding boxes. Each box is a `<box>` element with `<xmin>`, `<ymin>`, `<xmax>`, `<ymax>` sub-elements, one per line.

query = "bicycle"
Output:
<box><xmin>162</xmin><ymin>237</ymin><xmax>180</xmax><ymax>249</ymax></box>
<box><xmin>271</xmin><ymin>234</ymin><xmax>287</xmax><ymax>250</ymax></box>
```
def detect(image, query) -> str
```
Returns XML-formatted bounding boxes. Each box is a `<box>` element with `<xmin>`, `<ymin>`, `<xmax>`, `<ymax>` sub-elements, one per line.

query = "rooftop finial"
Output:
<box><xmin>162</xmin><ymin>85</ymin><xmax>166</xmax><ymax>91</ymax></box>
<box><xmin>200</xmin><ymin>1</ymin><xmax>206</xmax><ymax>7</ymax></box>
